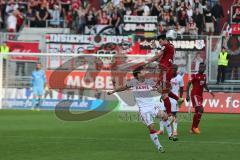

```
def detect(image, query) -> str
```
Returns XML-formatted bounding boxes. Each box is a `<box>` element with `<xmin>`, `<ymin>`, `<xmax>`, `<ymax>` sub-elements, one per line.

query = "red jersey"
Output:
<box><xmin>159</xmin><ymin>42</ymin><xmax>175</xmax><ymax>69</ymax></box>
<box><xmin>190</xmin><ymin>73</ymin><xmax>206</xmax><ymax>97</ymax></box>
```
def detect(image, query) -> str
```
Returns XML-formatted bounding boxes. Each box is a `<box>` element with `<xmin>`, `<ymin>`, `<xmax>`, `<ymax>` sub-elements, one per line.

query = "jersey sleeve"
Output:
<box><xmin>126</xmin><ymin>79</ymin><xmax>136</xmax><ymax>88</ymax></box>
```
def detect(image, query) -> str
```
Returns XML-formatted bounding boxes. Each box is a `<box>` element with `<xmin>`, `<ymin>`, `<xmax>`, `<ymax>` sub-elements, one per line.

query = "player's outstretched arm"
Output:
<box><xmin>204</xmin><ymin>84</ymin><xmax>215</xmax><ymax>98</ymax></box>
<box><xmin>144</xmin><ymin>51</ymin><xmax>163</xmax><ymax>66</ymax></box>
<box><xmin>107</xmin><ymin>85</ymin><xmax>130</xmax><ymax>95</ymax></box>
<box><xmin>186</xmin><ymin>81</ymin><xmax>192</xmax><ymax>102</ymax></box>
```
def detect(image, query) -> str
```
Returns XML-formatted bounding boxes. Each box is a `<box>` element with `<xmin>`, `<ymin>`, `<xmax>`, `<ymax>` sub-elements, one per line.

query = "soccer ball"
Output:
<box><xmin>166</xmin><ymin>30</ymin><xmax>178</xmax><ymax>40</ymax></box>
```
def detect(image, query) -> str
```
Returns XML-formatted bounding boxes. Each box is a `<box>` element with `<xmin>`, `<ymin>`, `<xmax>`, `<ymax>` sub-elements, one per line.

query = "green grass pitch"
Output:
<box><xmin>0</xmin><ymin>110</ymin><xmax>239</xmax><ymax>160</ymax></box>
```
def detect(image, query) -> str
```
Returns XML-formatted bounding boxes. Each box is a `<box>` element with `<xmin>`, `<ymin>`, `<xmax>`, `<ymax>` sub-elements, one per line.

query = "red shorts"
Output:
<box><xmin>191</xmin><ymin>95</ymin><xmax>203</xmax><ymax>107</ymax></box>
<box><xmin>157</xmin><ymin>66</ymin><xmax>174</xmax><ymax>89</ymax></box>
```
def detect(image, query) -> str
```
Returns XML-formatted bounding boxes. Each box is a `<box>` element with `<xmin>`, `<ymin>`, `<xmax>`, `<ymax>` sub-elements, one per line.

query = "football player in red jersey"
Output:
<box><xmin>143</xmin><ymin>33</ymin><xmax>184</xmax><ymax>116</ymax></box>
<box><xmin>186</xmin><ymin>63</ymin><xmax>215</xmax><ymax>134</ymax></box>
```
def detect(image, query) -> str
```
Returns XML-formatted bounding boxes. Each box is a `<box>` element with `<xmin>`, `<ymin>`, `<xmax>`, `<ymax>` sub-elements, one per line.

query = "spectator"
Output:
<box><xmin>117</xmin><ymin>1</ymin><xmax>127</xmax><ymax>16</ymax></box>
<box><xmin>66</xmin><ymin>10</ymin><xmax>73</xmax><ymax>28</ymax></box>
<box><xmin>211</xmin><ymin>1</ymin><xmax>224</xmax><ymax>34</ymax></box>
<box><xmin>86</xmin><ymin>7</ymin><xmax>97</xmax><ymax>26</ymax></box>
<box><xmin>178</xmin><ymin>10</ymin><xmax>188</xmax><ymax>27</ymax></box>
<box><xmin>5</xmin><ymin>0</ymin><xmax>18</xmax><ymax>16</ymax></box>
<box><xmin>142</xmin><ymin>0</ymin><xmax>151</xmax><ymax>16</ymax></box>
<box><xmin>204</xmin><ymin>5</ymin><xmax>215</xmax><ymax>34</ymax></box>
<box><xmin>7</xmin><ymin>10</ymin><xmax>18</xmax><ymax>32</ymax></box>
<box><xmin>134</xmin><ymin>0</ymin><xmax>144</xmax><ymax>16</ymax></box>
<box><xmin>26</xmin><ymin>4</ymin><xmax>36</xmax><ymax>27</ymax></box>
<box><xmin>164</xmin><ymin>12</ymin><xmax>176</xmax><ymax>26</ymax></box>
<box><xmin>0</xmin><ymin>0</ymin><xmax>6</xmax><ymax>29</ymax></box>
<box><xmin>123</xmin><ymin>0</ymin><xmax>134</xmax><ymax>11</ymax></box>
<box><xmin>216</xmin><ymin>46</ymin><xmax>229</xmax><ymax>84</ymax></box>
<box><xmin>110</xmin><ymin>8</ymin><xmax>121</xmax><ymax>34</ymax></box>
<box><xmin>151</xmin><ymin>0</ymin><xmax>161</xmax><ymax>17</ymax></box>
<box><xmin>36</xmin><ymin>3</ymin><xmax>49</xmax><ymax>27</ymax></box>
<box><xmin>98</xmin><ymin>9</ymin><xmax>110</xmax><ymax>25</ymax></box>
<box><xmin>16</xmin><ymin>9</ymin><xmax>24</xmax><ymax>31</ymax></box>
<box><xmin>175</xmin><ymin>22</ymin><xmax>185</xmax><ymax>34</ymax></box>
<box><xmin>106</xmin><ymin>2</ymin><xmax>115</xmax><ymax>17</ymax></box>
<box><xmin>193</xmin><ymin>0</ymin><xmax>203</xmax><ymax>14</ymax></box>
<box><xmin>60</xmin><ymin>0</ymin><xmax>71</xmax><ymax>17</ymax></box>
<box><xmin>193</xmin><ymin>8</ymin><xmax>204</xmax><ymax>35</ymax></box>
<box><xmin>77</xmin><ymin>5</ymin><xmax>89</xmax><ymax>34</ymax></box>
<box><xmin>232</xmin><ymin>7</ymin><xmax>240</xmax><ymax>23</ymax></box>
<box><xmin>236</xmin><ymin>0</ymin><xmax>240</xmax><ymax>5</ymax></box>
<box><xmin>186</xmin><ymin>3</ymin><xmax>193</xmax><ymax>18</ymax></box>
<box><xmin>112</xmin><ymin>0</ymin><xmax>121</xmax><ymax>7</ymax></box>
<box><xmin>71</xmin><ymin>5</ymin><xmax>79</xmax><ymax>31</ymax></box>
<box><xmin>187</xmin><ymin>16</ymin><xmax>197</xmax><ymax>35</ymax></box>
<box><xmin>48</xmin><ymin>3</ymin><xmax>62</xmax><ymax>27</ymax></box>
<box><xmin>163</xmin><ymin>0</ymin><xmax>172</xmax><ymax>13</ymax></box>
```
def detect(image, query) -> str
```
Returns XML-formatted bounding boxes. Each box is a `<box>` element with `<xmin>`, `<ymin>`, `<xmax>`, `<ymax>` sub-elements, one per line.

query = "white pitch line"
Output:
<box><xmin>2</xmin><ymin>135</ymin><xmax>240</xmax><ymax>145</ymax></box>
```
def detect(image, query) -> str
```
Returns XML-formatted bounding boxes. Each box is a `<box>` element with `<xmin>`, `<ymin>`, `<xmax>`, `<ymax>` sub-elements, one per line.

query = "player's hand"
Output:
<box><xmin>186</xmin><ymin>95</ymin><xmax>190</xmax><ymax>102</ymax></box>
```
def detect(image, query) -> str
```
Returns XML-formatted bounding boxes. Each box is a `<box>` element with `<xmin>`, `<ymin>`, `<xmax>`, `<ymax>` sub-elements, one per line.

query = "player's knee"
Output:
<box><xmin>148</xmin><ymin>124</ymin><xmax>155</xmax><ymax>132</ymax></box>
<box><xmin>199</xmin><ymin>107</ymin><xmax>204</xmax><ymax>114</ymax></box>
<box><xmin>195</xmin><ymin>106</ymin><xmax>204</xmax><ymax>114</ymax></box>
<box><xmin>162</xmin><ymin>114</ymin><xmax>168</xmax><ymax>121</ymax></box>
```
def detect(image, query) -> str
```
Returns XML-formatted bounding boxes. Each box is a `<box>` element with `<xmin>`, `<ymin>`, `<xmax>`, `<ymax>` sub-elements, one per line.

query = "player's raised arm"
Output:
<box><xmin>144</xmin><ymin>52</ymin><xmax>163</xmax><ymax>66</ymax></box>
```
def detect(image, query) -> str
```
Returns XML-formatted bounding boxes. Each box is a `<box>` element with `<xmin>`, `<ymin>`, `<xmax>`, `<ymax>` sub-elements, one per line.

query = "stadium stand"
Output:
<box><xmin>0</xmin><ymin>0</ymin><xmax>227</xmax><ymax>35</ymax></box>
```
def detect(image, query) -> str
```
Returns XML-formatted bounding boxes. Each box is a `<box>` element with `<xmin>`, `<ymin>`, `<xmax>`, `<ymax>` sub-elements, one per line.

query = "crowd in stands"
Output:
<box><xmin>0</xmin><ymin>0</ymin><xmax>226</xmax><ymax>35</ymax></box>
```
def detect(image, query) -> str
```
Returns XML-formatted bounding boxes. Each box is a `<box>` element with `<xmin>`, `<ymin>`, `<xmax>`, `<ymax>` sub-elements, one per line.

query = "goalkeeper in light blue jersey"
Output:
<box><xmin>31</xmin><ymin>63</ymin><xmax>46</xmax><ymax>110</ymax></box>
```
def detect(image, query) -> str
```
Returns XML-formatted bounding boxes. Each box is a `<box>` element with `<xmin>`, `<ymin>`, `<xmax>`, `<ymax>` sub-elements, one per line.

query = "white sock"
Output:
<box><xmin>164</xmin><ymin>120</ymin><xmax>172</xmax><ymax>137</ymax></box>
<box><xmin>159</xmin><ymin>120</ymin><xmax>164</xmax><ymax>132</ymax></box>
<box><xmin>173</xmin><ymin>117</ymin><xmax>178</xmax><ymax>133</ymax></box>
<box><xmin>150</xmin><ymin>132</ymin><xmax>162</xmax><ymax>149</ymax></box>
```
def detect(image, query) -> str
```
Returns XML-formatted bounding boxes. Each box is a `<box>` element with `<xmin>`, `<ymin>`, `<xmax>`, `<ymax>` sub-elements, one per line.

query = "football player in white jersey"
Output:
<box><xmin>108</xmin><ymin>66</ymin><xmax>175</xmax><ymax>153</ymax></box>
<box><xmin>159</xmin><ymin>64</ymin><xmax>184</xmax><ymax>137</ymax></box>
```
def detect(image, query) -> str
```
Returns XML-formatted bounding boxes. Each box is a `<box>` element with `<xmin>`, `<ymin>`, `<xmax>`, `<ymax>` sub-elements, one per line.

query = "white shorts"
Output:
<box><xmin>139</xmin><ymin>104</ymin><xmax>164</xmax><ymax>126</ymax></box>
<box><xmin>170</xmin><ymin>98</ymin><xmax>179</xmax><ymax>112</ymax></box>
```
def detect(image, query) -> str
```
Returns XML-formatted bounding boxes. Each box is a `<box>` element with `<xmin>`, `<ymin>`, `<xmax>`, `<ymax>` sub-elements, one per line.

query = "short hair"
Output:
<box><xmin>133</xmin><ymin>66</ymin><xmax>144</xmax><ymax>79</ymax></box>
<box><xmin>200</xmin><ymin>62</ymin><xmax>205</xmax><ymax>66</ymax></box>
<box><xmin>157</xmin><ymin>34</ymin><xmax>166</xmax><ymax>40</ymax></box>
<box><xmin>173</xmin><ymin>64</ymin><xmax>178</xmax><ymax>70</ymax></box>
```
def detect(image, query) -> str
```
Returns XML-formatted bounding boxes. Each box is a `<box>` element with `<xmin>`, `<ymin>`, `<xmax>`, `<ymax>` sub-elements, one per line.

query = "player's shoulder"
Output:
<box><xmin>146</xmin><ymin>78</ymin><xmax>155</xmax><ymax>83</ymax></box>
<box><xmin>127</xmin><ymin>78</ymin><xmax>138</xmax><ymax>87</ymax></box>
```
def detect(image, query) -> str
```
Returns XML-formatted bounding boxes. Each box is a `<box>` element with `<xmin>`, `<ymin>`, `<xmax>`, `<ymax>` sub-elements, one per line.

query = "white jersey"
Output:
<box><xmin>126</xmin><ymin>78</ymin><xmax>157</xmax><ymax>112</ymax></box>
<box><xmin>170</xmin><ymin>74</ymin><xmax>184</xmax><ymax>112</ymax></box>
<box><xmin>170</xmin><ymin>74</ymin><xmax>184</xmax><ymax>96</ymax></box>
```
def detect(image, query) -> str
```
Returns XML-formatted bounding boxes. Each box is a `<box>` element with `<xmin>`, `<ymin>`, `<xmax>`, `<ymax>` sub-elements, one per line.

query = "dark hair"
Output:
<box><xmin>133</xmin><ymin>66</ymin><xmax>144</xmax><ymax>79</ymax></box>
<box><xmin>157</xmin><ymin>34</ymin><xmax>166</xmax><ymax>40</ymax></box>
<box><xmin>173</xmin><ymin>64</ymin><xmax>178</xmax><ymax>70</ymax></box>
<box><xmin>200</xmin><ymin>62</ymin><xmax>205</xmax><ymax>66</ymax></box>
